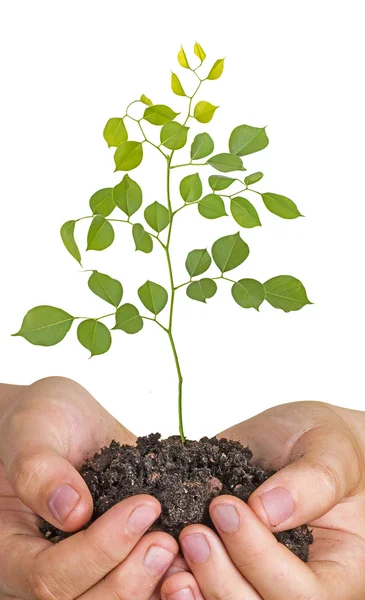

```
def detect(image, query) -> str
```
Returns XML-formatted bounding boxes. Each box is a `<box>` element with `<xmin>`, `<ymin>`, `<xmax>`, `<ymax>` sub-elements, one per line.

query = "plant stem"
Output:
<box><xmin>164</xmin><ymin>153</ymin><xmax>185</xmax><ymax>442</ymax></box>
<box><xmin>161</xmin><ymin>75</ymin><xmax>206</xmax><ymax>442</ymax></box>
<box><xmin>142</xmin><ymin>315</ymin><xmax>168</xmax><ymax>333</ymax></box>
<box><xmin>107</xmin><ymin>218</ymin><xmax>165</xmax><ymax>248</ymax></box>
<box><xmin>175</xmin><ymin>275</ymin><xmax>236</xmax><ymax>290</ymax></box>
<box><xmin>170</xmin><ymin>162</ymin><xmax>208</xmax><ymax>169</ymax></box>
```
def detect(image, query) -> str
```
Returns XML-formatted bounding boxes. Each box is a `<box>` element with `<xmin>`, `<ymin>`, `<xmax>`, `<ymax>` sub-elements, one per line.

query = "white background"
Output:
<box><xmin>1</xmin><ymin>1</ymin><xmax>364</xmax><ymax>440</ymax></box>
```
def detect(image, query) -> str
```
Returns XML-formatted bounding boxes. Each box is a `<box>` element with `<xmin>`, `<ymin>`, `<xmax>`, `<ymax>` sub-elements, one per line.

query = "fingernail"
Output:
<box><xmin>212</xmin><ymin>503</ymin><xmax>240</xmax><ymax>533</ymax></box>
<box><xmin>144</xmin><ymin>545</ymin><xmax>175</xmax><ymax>576</ymax></box>
<box><xmin>128</xmin><ymin>504</ymin><xmax>159</xmax><ymax>533</ymax></box>
<box><xmin>181</xmin><ymin>533</ymin><xmax>211</xmax><ymax>564</ymax></box>
<box><xmin>260</xmin><ymin>487</ymin><xmax>294</xmax><ymax>526</ymax></box>
<box><xmin>167</xmin><ymin>589</ymin><xmax>194</xmax><ymax>600</ymax></box>
<box><xmin>49</xmin><ymin>485</ymin><xmax>80</xmax><ymax>523</ymax></box>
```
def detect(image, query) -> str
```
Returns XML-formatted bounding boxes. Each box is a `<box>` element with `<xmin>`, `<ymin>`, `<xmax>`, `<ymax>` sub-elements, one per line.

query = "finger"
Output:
<box><xmin>80</xmin><ymin>531</ymin><xmax>178</xmax><ymax>600</ymax></box>
<box><xmin>0</xmin><ymin>444</ymin><xmax>94</xmax><ymax>532</ymax></box>
<box><xmin>248</xmin><ymin>423</ymin><xmax>362</xmax><ymax>531</ymax></box>
<box><xmin>0</xmin><ymin>376</ymin><xmax>135</xmax><ymax>531</ymax></box>
<box><xmin>210</xmin><ymin>495</ymin><xmax>322</xmax><ymax>600</ymax></box>
<box><xmin>150</xmin><ymin>556</ymin><xmax>190</xmax><ymax>600</ymax></box>
<box><xmin>161</xmin><ymin>571</ymin><xmax>205</xmax><ymax>600</ymax></box>
<box><xmin>180</xmin><ymin>524</ymin><xmax>262</xmax><ymax>599</ymax></box>
<box><xmin>0</xmin><ymin>495</ymin><xmax>160</xmax><ymax>600</ymax></box>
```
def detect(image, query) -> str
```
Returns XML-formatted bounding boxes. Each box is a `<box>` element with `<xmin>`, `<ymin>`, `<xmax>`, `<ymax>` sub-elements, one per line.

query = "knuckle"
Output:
<box><xmin>81</xmin><ymin>540</ymin><xmax>118</xmax><ymax>576</ymax></box>
<box><xmin>209</xmin><ymin>590</ymin><xmax>236</xmax><ymax>600</ymax></box>
<box><xmin>11</xmin><ymin>452</ymin><xmax>48</xmax><ymax>499</ymax></box>
<box><xmin>235</xmin><ymin>543</ymin><xmax>275</xmax><ymax>572</ymax></box>
<box><xmin>29</xmin><ymin>568</ymin><xmax>65</xmax><ymax>600</ymax></box>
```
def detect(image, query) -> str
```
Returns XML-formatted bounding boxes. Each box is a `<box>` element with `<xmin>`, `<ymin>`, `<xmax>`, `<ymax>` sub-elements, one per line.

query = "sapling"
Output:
<box><xmin>13</xmin><ymin>43</ymin><xmax>313</xmax><ymax>559</ymax></box>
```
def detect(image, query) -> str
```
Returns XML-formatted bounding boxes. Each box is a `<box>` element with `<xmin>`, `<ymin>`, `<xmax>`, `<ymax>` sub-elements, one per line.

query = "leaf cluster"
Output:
<box><xmin>14</xmin><ymin>42</ymin><xmax>311</xmax><ymax>368</ymax></box>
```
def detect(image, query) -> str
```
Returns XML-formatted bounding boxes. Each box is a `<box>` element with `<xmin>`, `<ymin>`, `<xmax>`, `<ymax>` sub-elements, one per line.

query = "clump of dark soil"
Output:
<box><xmin>40</xmin><ymin>434</ymin><xmax>313</xmax><ymax>562</ymax></box>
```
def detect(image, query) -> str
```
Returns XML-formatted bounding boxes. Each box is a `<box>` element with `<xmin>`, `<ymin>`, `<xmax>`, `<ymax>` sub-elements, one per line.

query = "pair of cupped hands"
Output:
<box><xmin>0</xmin><ymin>378</ymin><xmax>365</xmax><ymax>600</ymax></box>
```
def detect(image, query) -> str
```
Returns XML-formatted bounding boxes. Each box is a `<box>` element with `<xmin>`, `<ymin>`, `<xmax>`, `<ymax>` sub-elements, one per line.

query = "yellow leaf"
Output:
<box><xmin>177</xmin><ymin>46</ymin><xmax>190</xmax><ymax>69</ymax></box>
<box><xmin>194</xmin><ymin>42</ymin><xmax>206</xmax><ymax>62</ymax></box>
<box><xmin>140</xmin><ymin>94</ymin><xmax>153</xmax><ymax>106</ymax></box>
<box><xmin>207</xmin><ymin>58</ymin><xmax>225</xmax><ymax>80</ymax></box>
<box><xmin>171</xmin><ymin>72</ymin><xmax>186</xmax><ymax>96</ymax></box>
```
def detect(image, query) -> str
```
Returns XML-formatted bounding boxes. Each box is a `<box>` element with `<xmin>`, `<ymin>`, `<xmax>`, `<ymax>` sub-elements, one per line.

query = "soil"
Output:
<box><xmin>40</xmin><ymin>433</ymin><xmax>313</xmax><ymax>562</ymax></box>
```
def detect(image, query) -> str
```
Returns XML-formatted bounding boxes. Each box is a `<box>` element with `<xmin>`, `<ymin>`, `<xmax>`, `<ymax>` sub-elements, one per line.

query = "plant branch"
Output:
<box><xmin>170</xmin><ymin>162</ymin><xmax>208</xmax><ymax>170</ymax></box>
<box><xmin>142</xmin><ymin>315</ymin><xmax>168</xmax><ymax>333</ymax></box>
<box><xmin>125</xmin><ymin>112</ymin><xmax>169</xmax><ymax>159</ymax></box>
<box><xmin>173</xmin><ymin>200</ymin><xmax>199</xmax><ymax>216</ymax></box>
<box><xmin>107</xmin><ymin>218</ymin><xmax>166</xmax><ymax>249</ymax></box>
<box><xmin>175</xmin><ymin>275</ymin><xmax>237</xmax><ymax>290</ymax></box>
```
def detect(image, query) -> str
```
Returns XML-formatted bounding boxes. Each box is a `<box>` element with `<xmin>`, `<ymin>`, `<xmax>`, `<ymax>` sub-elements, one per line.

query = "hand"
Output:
<box><xmin>0</xmin><ymin>377</ymin><xmax>179</xmax><ymax>599</ymax></box>
<box><xmin>160</xmin><ymin>401</ymin><xmax>365</xmax><ymax>599</ymax></box>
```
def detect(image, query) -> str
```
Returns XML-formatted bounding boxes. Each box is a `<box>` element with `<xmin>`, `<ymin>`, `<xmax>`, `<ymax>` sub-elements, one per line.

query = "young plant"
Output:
<box><xmin>13</xmin><ymin>43</ymin><xmax>312</xmax><ymax>442</ymax></box>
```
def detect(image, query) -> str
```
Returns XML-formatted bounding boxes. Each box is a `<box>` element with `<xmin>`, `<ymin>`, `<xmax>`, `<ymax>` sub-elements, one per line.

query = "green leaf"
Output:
<box><xmin>232</xmin><ymin>279</ymin><xmax>265</xmax><ymax>311</ymax></box>
<box><xmin>87</xmin><ymin>216</ymin><xmax>114</xmax><ymax>251</ymax></box>
<box><xmin>103</xmin><ymin>118</ymin><xmax>128</xmax><ymax>148</ymax></box>
<box><xmin>88</xmin><ymin>270</ymin><xmax>123</xmax><ymax>307</ymax></box>
<box><xmin>185</xmin><ymin>249</ymin><xmax>212</xmax><ymax>277</ymax></box>
<box><xmin>244</xmin><ymin>172</ymin><xmax>264</xmax><ymax>186</ymax></box>
<box><xmin>77</xmin><ymin>320</ymin><xmax>111</xmax><ymax>357</ymax></box>
<box><xmin>230</xmin><ymin>196</ymin><xmax>261</xmax><ymax>228</ymax></box>
<box><xmin>264</xmin><ymin>276</ymin><xmax>312</xmax><ymax>312</ymax></box>
<box><xmin>60</xmin><ymin>220</ymin><xmax>82</xmax><ymax>265</ymax></box>
<box><xmin>160</xmin><ymin>121</ymin><xmax>189</xmax><ymax>150</ymax></box>
<box><xmin>261</xmin><ymin>193</ymin><xmax>302</xmax><ymax>219</ymax></box>
<box><xmin>187</xmin><ymin>279</ymin><xmax>217</xmax><ymax>303</ymax></box>
<box><xmin>208</xmin><ymin>175</ymin><xmax>236</xmax><ymax>191</ymax></box>
<box><xmin>144</xmin><ymin>201</ymin><xmax>170</xmax><ymax>232</ymax></box>
<box><xmin>140</xmin><ymin>94</ymin><xmax>153</xmax><ymax>106</ymax></box>
<box><xmin>229</xmin><ymin>125</ymin><xmax>269</xmax><ymax>157</ymax></box>
<box><xmin>114</xmin><ymin>303</ymin><xmax>143</xmax><ymax>334</ymax></box>
<box><xmin>89</xmin><ymin>188</ymin><xmax>115</xmax><ymax>217</ymax></box>
<box><xmin>132</xmin><ymin>223</ymin><xmax>153</xmax><ymax>253</ymax></box>
<box><xmin>12</xmin><ymin>306</ymin><xmax>74</xmax><ymax>346</ymax></box>
<box><xmin>190</xmin><ymin>132</ymin><xmax>214</xmax><ymax>160</ymax></box>
<box><xmin>114</xmin><ymin>141</ymin><xmax>143</xmax><ymax>171</ymax></box>
<box><xmin>212</xmin><ymin>232</ymin><xmax>250</xmax><ymax>273</ymax></box>
<box><xmin>178</xmin><ymin>46</ymin><xmax>190</xmax><ymax>69</ymax></box>
<box><xmin>207</xmin><ymin>153</ymin><xmax>245</xmax><ymax>173</ymax></box>
<box><xmin>179</xmin><ymin>173</ymin><xmax>203</xmax><ymax>202</ymax></box>
<box><xmin>171</xmin><ymin>72</ymin><xmax>186</xmax><ymax>96</ymax></box>
<box><xmin>194</xmin><ymin>101</ymin><xmax>218</xmax><ymax>124</ymax></box>
<box><xmin>194</xmin><ymin>42</ymin><xmax>206</xmax><ymax>62</ymax></box>
<box><xmin>198</xmin><ymin>194</ymin><xmax>227</xmax><ymax>219</ymax></box>
<box><xmin>138</xmin><ymin>280</ymin><xmax>168</xmax><ymax>315</ymax></box>
<box><xmin>113</xmin><ymin>174</ymin><xmax>142</xmax><ymax>217</ymax></box>
<box><xmin>207</xmin><ymin>58</ymin><xmax>225</xmax><ymax>80</ymax></box>
<box><xmin>143</xmin><ymin>104</ymin><xmax>179</xmax><ymax>125</ymax></box>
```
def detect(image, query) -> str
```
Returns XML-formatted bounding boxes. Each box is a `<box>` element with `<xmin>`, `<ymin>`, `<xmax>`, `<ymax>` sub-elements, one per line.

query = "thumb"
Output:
<box><xmin>0</xmin><ymin>396</ymin><xmax>93</xmax><ymax>532</ymax></box>
<box><xmin>248</xmin><ymin>424</ymin><xmax>362</xmax><ymax>531</ymax></box>
<box><xmin>3</xmin><ymin>444</ymin><xmax>93</xmax><ymax>531</ymax></box>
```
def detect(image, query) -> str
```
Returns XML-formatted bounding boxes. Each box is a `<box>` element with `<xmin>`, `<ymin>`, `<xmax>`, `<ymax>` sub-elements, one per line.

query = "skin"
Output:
<box><xmin>161</xmin><ymin>402</ymin><xmax>365</xmax><ymax>599</ymax></box>
<box><xmin>1</xmin><ymin>380</ymin><xmax>365</xmax><ymax>599</ymax></box>
<box><xmin>0</xmin><ymin>378</ymin><xmax>178</xmax><ymax>600</ymax></box>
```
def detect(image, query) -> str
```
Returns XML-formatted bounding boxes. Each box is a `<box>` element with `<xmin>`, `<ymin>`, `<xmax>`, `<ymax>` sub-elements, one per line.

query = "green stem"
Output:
<box><xmin>142</xmin><ymin>315</ymin><xmax>168</xmax><ymax>333</ymax></box>
<box><xmin>107</xmin><ymin>218</ymin><xmax>165</xmax><ymax>248</ymax></box>
<box><xmin>124</xmin><ymin>112</ymin><xmax>169</xmax><ymax>159</ymax></box>
<box><xmin>173</xmin><ymin>200</ymin><xmax>199</xmax><ymax>216</ymax></box>
<box><xmin>164</xmin><ymin>153</ymin><xmax>185</xmax><ymax>442</ymax></box>
<box><xmin>175</xmin><ymin>275</ymin><xmax>236</xmax><ymax>290</ymax></box>
<box><xmin>170</xmin><ymin>162</ymin><xmax>208</xmax><ymax>170</ymax></box>
<box><xmin>96</xmin><ymin>312</ymin><xmax>115</xmax><ymax>320</ymax></box>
